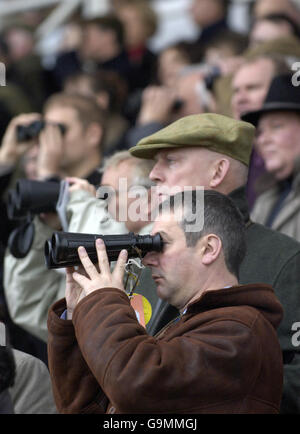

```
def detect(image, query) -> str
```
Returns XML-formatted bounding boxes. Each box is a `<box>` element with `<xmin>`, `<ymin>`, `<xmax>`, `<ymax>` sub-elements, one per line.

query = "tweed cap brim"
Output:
<box><xmin>129</xmin><ymin>113</ymin><xmax>255</xmax><ymax>166</ymax></box>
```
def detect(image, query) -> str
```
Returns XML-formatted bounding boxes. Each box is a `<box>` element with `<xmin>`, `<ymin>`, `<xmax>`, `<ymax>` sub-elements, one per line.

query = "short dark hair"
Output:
<box><xmin>83</xmin><ymin>15</ymin><xmax>125</xmax><ymax>47</ymax></box>
<box><xmin>43</xmin><ymin>92</ymin><xmax>107</xmax><ymax>148</ymax></box>
<box><xmin>43</xmin><ymin>92</ymin><xmax>107</xmax><ymax>130</ymax></box>
<box><xmin>159</xmin><ymin>190</ymin><xmax>247</xmax><ymax>279</ymax></box>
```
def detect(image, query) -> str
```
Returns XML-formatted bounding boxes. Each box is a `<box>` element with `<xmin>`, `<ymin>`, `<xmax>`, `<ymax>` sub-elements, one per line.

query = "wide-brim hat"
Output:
<box><xmin>129</xmin><ymin>113</ymin><xmax>255</xmax><ymax>167</ymax></box>
<box><xmin>241</xmin><ymin>74</ymin><xmax>300</xmax><ymax>126</ymax></box>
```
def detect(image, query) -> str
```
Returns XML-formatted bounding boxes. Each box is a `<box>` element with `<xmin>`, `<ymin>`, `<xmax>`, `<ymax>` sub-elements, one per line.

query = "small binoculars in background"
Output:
<box><xmin>45</xmin><ymin>232</ymin><xmax>163</xmax><ymax>269</ymax></box>
<box><xmin>17</xmin><ymin>120</ymin><xmax>67</xmax><ymax>142</ymax></box>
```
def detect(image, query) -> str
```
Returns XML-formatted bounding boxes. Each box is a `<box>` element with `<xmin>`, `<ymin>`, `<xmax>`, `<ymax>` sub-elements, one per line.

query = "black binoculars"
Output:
<box><xmin>45</xmin><ymin>231</ymin><xmax>163</xmax><ymax>269</ymax></box>
<box><xmin>17</xmin><ymin>120</ymin><xmax>66</xmax><ymax>142</ymax></box>
<box><xmin>7</xmin><ymin>179</ymin><xmax>60</xmax><ymax>220</ymax></box>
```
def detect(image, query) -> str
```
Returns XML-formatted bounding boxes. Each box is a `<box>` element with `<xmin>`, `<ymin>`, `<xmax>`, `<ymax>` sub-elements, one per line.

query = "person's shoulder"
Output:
<box><xmin>247</xmin><ymin>221</ymin><xmax>300</xmax><ymax>257</ymax></box>
<box><xmin>12</xmin><ymin>348</ymin><xmax>46</xmax><ymax>371</ymax></box>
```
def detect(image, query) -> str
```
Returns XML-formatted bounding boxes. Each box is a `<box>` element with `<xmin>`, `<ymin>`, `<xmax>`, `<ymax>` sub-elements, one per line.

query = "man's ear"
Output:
<box><xmin>86</xmin><ymin>123</ymin><xmax>103</xmax><ymax>150</ymax></box>
<box><xmin>198</xmin><ymin>234</ymin><xmax>222</xmax><ymax>265</ymax></box>
<box><xmin>209</xmin><ymin>158</ymin><xmax>230</xmax><ymax>188</ymax></box>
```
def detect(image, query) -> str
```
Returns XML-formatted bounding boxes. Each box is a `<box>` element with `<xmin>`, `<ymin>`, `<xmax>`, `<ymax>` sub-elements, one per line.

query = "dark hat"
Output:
<box><xmin>241</xmin><ymin>74</ymin><xmax>300</xmax><ymax>126</ymax></box>
<box><xmin>129</xmin><ymin>113</ymin><xmax>255</xmax><ymax>166</ymax></box>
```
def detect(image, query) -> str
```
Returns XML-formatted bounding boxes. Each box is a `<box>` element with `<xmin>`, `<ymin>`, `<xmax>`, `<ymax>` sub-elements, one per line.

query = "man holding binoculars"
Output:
<box><xmin>47</xmin><ymin>190</ymin><xmax>284</xmax><ymax>414</ymax></box>
<box><xmin>0</xmin><ymin>92</ymin><xmax>105</xmax><ymax>361</ymax></box>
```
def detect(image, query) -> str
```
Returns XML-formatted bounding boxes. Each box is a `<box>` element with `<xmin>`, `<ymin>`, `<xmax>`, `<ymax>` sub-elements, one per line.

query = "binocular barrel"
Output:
<box><xmin>7</xmin><ymin>179</ymin><xmax>60</xmax><ymax>219</ymax></box>
<box><xmin>45</xmin><ymin>232</ymin><xmax>163</xmax><ymax>269</ymax></box>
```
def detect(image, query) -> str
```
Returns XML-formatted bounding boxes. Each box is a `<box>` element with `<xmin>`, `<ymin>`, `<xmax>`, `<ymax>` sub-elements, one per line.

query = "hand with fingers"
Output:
<box><xmin>37</xmin><ymin>123</ymin><xmax>64</xmax><ymax>179</ymax></box>
<box><xmin>66</xmin><ymin>176</ymin><xmax>97</xmax><ymax>196</ymax></box>
<box><xmin>65</xmin><ymin>238</ymin><xmax>128</xmax><ymax>319</ymax></box>
<box><xmin>0</xmin><ymin>113</ymin><xmax>42</xmax><ymax>167</ymax></box>
<box><xmin>137</xmin><ymin>85</ymin><xmax>178</xmax><ymax>125</ymax></box>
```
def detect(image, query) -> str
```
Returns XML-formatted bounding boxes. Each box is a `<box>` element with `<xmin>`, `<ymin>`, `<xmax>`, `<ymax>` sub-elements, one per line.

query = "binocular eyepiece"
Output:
<box><xmin>7</xmin><ymin>179</ymin><xmax>60</xmax><ymax>220</ymax></box>
<box><xmin>17</xmin><ymin>120</ymin><xmax>66</xmax><ymax>142</ymax></box>
<box><xmin>45</xmin><ymin>231</ymin><xmax>163</xmax><ymax>269</ymax></box>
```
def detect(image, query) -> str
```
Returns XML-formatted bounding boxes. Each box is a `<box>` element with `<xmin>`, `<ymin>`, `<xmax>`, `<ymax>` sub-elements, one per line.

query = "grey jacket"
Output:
<box><xmin>0</xmin><ymin>325</ymin><xmax>56</xmax><ymax>413</ymax></box>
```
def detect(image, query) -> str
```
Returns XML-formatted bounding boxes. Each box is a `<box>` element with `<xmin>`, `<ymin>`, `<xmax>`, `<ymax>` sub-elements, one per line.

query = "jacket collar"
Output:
<box><xmin>185</xmin><ymin>283</ymin><xmax>283</xmax><ymax>330</ymax></box>
<box><xmin>228</xmin><ymin>186</ymin><xmax>250</xmax><ymax>224</ymax></box>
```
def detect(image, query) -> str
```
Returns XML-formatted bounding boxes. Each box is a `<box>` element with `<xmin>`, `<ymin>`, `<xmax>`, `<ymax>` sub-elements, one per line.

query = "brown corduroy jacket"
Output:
<box><xmin>47</xmin><ymin>284</ymin><xmax>283</xmax><ymax>414</ymax></box>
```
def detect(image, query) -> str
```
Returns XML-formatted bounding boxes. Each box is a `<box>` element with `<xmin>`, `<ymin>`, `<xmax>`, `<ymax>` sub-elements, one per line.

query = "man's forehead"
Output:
<box><xmin>45</xmin><ymin>105</ymin><xmax>77</xmax><ymax>122</ymax></box>
<box><xmin>152</xmin><ymin>208</ymin><xmax>185</xmax><ymax>233</ymax></box>
<box><xmin>258</xmin><ymin>111</ymin><xmax>300</xmax><ymax>126</ymax></box>
<box><xmin>233</xmin><ymin>59</ymin><xmax>273</xmax><ymax>84</ymax></box>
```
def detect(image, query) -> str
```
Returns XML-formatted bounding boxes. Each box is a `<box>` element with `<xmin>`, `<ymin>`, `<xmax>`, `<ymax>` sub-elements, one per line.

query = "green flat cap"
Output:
<box><xmin>129</xmin><ymin>113</ymin><xmax>255</xmax><ymax>166</ymax></box>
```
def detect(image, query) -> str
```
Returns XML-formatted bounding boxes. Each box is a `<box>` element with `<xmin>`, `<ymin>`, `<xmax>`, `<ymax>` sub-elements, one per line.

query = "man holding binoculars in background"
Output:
<box><xmin>0</xmin><ymin>92</ymin><xmax>104</xmax><ymax>185</ymax></box>
<box><xmin>0</xmin><ymin>92</ymin><xmax>105</xmax><ymax>358</ymax></box>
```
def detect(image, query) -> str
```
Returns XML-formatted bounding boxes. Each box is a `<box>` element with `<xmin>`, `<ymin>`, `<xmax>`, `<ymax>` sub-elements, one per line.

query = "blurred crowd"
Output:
<box><xmin>1</xmin><ymin>0</ymin><xmax>300</xmax><ymax>415</ymax></box>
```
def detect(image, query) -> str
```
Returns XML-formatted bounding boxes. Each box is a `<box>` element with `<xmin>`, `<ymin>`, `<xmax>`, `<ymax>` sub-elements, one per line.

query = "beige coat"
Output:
<box><xmin>251</xmin><ymin>170</ymin><xmax>300</xmax><ymax>242</ymax></box>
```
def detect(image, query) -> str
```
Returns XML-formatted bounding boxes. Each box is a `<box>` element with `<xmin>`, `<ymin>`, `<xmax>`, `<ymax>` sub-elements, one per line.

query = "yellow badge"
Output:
<box><xmin>130</xmin><ymin>293</ymin><xmax>152</xmax><ymax>327</ymax></box>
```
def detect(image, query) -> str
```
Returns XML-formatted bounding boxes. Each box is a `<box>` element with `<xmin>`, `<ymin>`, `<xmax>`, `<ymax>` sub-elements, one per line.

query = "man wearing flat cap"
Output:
<box><xmin>129</xmin><ymin>112</ymin><xmax>300</xmax><ymax>414</ymax></box>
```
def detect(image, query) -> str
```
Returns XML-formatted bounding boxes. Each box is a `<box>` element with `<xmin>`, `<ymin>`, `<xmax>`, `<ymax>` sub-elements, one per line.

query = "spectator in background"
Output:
<box><xmin>0</xmin><ymin>317</ymin><xmax>56</xmax><ymax>414</ymax></box>
<box><xmin>40</xmin><ymin>92</ymin><xmax>104</xmax><ymax>183</ymax></box>
<box><xmin>64</xmin><ymin>70</ymin><xmax>129</xmax><ymax>156</ymax></box>
<box><xmin>113</xmin><ymin>0</ymin><xmax>158</xmax><ymax>90</ymax></box>
<box><xmin>125</xmin><ymin>70</ymin><xmax>216</xmax><ymax>149</ymax></box>
<box><xmin>253</xmin><ymin>0</ymin><xmax>300</xmax><ymax>26</ymax></box>
<box><xmin>156</xmin><ymin>42</ymin><xmax>191</xmax><ymax>88</ymax></box>
<box><xmin>187</xmin><ymin>0</ymin><xmax>244</xmax><ymax>63</ymax></box>
<box><xmin>201</xmin><ymin>30</ymin><xmax>248</xmax><ymax>72</ymax></box>
<box><xmin>52</xmin><ymin>15</ymin><xmax>132</xmax><ymax>92</ymax></box>
<box><xmin>2</xmin><ymin>23</ymin><xmax>49</xmax><ymax>111</ymax></box>
<box><xmin>0</xmin><ymin>113</ymin><xmax>48</xmax><ymax>365</ymax></box>
<box><xmin>242</xmin><ymin>74</ymin><xmax>300</xmax><ymax>244</ymax></box>
<box><xmin>249</xmin><ymin>13</ymin><xmax>300</xmax><ymax>48</ymax></box>
<box><xmin>0</xmin><ymin>37</ymin><xmax>35</xmax><ymax>129</ymax></box>
<box><xmin>0</xmin><ymin>335</ymin><xmax>15</xmax><ymax>414</ymax></box>
<box><xmin>230</xmin><ymin>54</ymin><xmax>290</xmax><ymax>209</ymax></box>
<box><xmin>0</xmin><ymin>93</ymin><xmax>105</xmax><ymax>363</ymax></box>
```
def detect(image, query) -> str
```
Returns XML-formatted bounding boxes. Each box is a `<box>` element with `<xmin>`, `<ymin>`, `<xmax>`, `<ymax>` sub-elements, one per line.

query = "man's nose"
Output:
<box><xmin>149</xmin><ymin>162</ymin><xmax>164</xmax><ymax>182</ymax></box>
<box><xmin>256</xmin><ymin>129</ymin><xmax>270</xmax><ymax>149</ymax></box>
